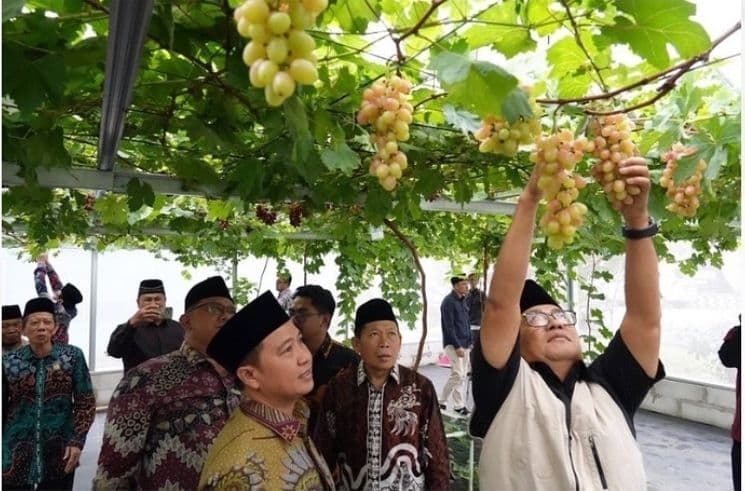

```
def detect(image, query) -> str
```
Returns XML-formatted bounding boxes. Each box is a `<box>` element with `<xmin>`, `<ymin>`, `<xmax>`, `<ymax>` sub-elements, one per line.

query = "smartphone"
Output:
<box><xmin>161</xmin><ymin>306</ymin><xmax>173</xmax><ymax>320</ymax></box>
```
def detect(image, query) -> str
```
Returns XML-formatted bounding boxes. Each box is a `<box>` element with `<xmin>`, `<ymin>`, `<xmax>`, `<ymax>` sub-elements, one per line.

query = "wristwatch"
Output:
<box><xmin>622</xmin><ymin>217</ymin><xmax>658</xmax><ymax>239</ymax></box>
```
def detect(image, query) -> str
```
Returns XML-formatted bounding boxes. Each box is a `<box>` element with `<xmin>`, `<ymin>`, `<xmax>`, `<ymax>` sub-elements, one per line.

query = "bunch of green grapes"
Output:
<box><xmin>531</xmin><ymin>130</ymin><xmax>592</xmax><ymax>249</ymax></box>
<box><xmin>589</xmin><ymin>114</ymin><xmax>641</xmax><ymax>210</ymax></box>
<box><xmin>474</xmin><ymin>92</ymin><xmax>542</xmax><ymax>157</ymax></box>
<box><xmin>660</xmin><ymin>143</ymin><xmax>707</xmax><ymax>217</ymax></box>
<box><xmin>234</xmin><ymin>0</ymin><xmax>326</xmax><ymax>106</ymax></box>
<box><xmin>356</xmin><ymin>76</ymin><xmax>413</xmax><ymax>192</ymax></box>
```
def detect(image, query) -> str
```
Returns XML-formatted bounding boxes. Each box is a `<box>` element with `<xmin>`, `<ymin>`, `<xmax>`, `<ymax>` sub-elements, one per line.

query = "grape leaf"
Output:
<box><xmin>429</xmin><ymin>51</ymin><xmax>518</xmax><ymax>118</ymax></box>
<box><xmin>500</xmin><ymin>88</ymin><xmax>533</xmax><ymax>125</ymax></box>
<box><xmin>284</xmin><ymin>96</ymin><xmax>313</xmax><ymax>163</ymax></box>
<box><xmin>601</xmin><ymin>0</ymin><xmax>711</xmax><ymax>69</ymax></box>
<box><xmin>547</xmin><ymin>37</ymin><xmax>592</xmax><ymax>98</ymax></box>
<box><xmin>462</xmin><ymin>0</ymin><xmax>536</xmax><ymax>58</ymax></box>
<box><xmin>442</xmin><ymin>104</ymin><xmax>481</xmax><ymax>136</ymax></box>
<box><xmin>320</xmin><ymin>143</ymin><xmax>361</xmax><ymax>176</ymax></box>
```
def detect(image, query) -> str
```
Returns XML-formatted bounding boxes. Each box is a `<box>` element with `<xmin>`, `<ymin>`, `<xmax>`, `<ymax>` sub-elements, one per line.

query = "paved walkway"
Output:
<box><xmin>73</xmin><ymin>364</ymin><xmax>734</xmax><ymax>490</ymax></box>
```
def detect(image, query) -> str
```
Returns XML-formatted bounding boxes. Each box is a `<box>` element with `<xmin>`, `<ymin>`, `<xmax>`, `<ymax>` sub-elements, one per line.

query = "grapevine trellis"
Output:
<box><xmin>1</xmin><ymin>0</ymin><xmax>741</xmax><ymax>364</ymax></box>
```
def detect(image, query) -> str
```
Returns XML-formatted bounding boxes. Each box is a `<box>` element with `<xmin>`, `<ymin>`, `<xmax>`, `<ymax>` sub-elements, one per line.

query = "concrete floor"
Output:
<box><xmin>73</xmin><ymin>364</ymin><xmax>735</xmax><ymax>490</ymax></box>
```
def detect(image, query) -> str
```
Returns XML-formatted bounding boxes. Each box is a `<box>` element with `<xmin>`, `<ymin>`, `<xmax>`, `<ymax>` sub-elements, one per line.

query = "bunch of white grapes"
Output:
<box><xmin>589</xmin><ymin>114</ymin><xmax>641</xmax><ymax>210</ymax></box>
<box><xmin>531</xmin><ymin>130</ymin><xmax>592</xmax><ymax>249</ymax></box>
<box><xmin>474</xmin><ymin>92</ymin><xmax>542</xmax><ymax>157</ymax></box>
<box><xmin>234</xmin><ymin>0</ymin><xmax>327</xmax><ymax>106</ymax></box>
<box><xmin>356</xmin><ymin>76</ymin><xmax>413</xmax><ymax>191</ymax></box>
<box><xmin>660</xmin><ymin>143</ymin><xmax>707</xmax><ymax>217</ymax></box>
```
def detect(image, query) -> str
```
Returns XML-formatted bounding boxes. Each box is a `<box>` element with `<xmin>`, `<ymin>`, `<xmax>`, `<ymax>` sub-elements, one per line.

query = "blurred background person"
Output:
<box><xmin>106</xmin><ymin>278</ymin><xmax>183</xmax><ymax>373</ymax></box>
<box><xmin>2</xmin><ymin>305</ymin><xmax>26</xmax><ymax>354</ymax></box>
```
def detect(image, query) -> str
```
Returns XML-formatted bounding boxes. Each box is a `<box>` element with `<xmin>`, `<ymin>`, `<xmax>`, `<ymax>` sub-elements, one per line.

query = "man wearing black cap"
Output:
<box><xmin>106</xmin><ymin>278</ymin><xmax>183</xmax><ymax>373</ymax></box>
<box><xmin>198</xmin><ymin>291</ymin><xmax>335</xmax><ymax>490</ymax></box>
<box><xmin>33</xmin><ymin>253</ymin><xmax>84</xmax><ymax>345</ymax></box>
<box><xmin>471</xmin><ymin>157</ymin><xmax>663</xmax><ymax>490</ymax></box>
<box><xmin>95</xmin><ymin>276</ymin><xmax>240</xmax><ymax>491</ymax></box>
<box><xmin>2</xmin><ymin>305</ymin><xmax>27</xmax><ymax>354</ymax></box>
<box><xmin>440</xmin><ymin>274</ymin><xmax>472</xmax><ymax>416</ymax></box>
<box><xmin>290</xmin><ymin>285</ymin><xmax>359</xmax><ymax>425</ymax></box>
<box><xmin>313</xmin><ymin>298</ymin><xmax>450</xmax><ymax>490</ymax></box>
<box><xmin>3</xmin><ymin>297</ymin><xmax>96</xmax><ymax>490</ymax></box>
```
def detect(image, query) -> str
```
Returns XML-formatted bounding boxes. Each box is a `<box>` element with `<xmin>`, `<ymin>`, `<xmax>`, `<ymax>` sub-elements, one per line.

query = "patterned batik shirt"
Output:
<box><xmin>313</xmin><ymin>363</ymin><xmax>450</xmax><ymax>491</ymax></box>
<box><xmin>199</xmin><ymin>398</ymin><xmax>335</xmax><ymax>491</ymax></box>
<box><xmin>34</xmin><ymin>265</ymin><xmax>77</xmax><ymax>345</ymax></box>
<box><xmin>93</xmin><ymin>343</ymin><xmax>240</xmax><ymax>490</ymax></box>
<box><xmin>2</xmin><ymin>344</ymin><xmax>96</xmax><ymax>486</ymax></box>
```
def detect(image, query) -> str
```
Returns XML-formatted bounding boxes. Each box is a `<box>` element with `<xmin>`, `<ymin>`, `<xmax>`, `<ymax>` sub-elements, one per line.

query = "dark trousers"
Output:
<box><xmin>5</xmin><ymin>472</ymin><xmax>75</xmax><ymax>491</ymax></box>
<box><xmin>734</xmin><ymin>440</ymin><xmax>741</xmax><ymax>491</ymax></box>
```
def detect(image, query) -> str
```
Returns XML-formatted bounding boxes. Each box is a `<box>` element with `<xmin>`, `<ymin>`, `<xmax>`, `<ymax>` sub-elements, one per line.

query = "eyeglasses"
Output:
<box><xmin>522</xmin><ymin>310</ymin><xmax>577</xmax><ymax>328</ymax></box>
<box><xmin>288</xmin><ymin>309</ymin><xmax>323</xmax><ymax>323</ymax></box>
<box><xmin>190</xmin><ymin>302</ymin><xmax>237</xmax><ymax>317</ymax></box>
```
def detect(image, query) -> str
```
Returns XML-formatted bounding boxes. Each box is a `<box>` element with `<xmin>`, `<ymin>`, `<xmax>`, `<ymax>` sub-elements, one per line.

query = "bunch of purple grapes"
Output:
<box><xmin>256</xmin><ymin>204</ymin><xmax>277</xmax><ymax>225</ymax></box>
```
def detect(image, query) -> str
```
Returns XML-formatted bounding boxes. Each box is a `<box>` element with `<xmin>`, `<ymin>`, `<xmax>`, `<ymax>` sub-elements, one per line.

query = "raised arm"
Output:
<box><xmin>480</xmin><ymin>166</ymin><xmax>542</xmax><ymax>370</ymax></box>
<box><xmin>617</xmin><ymin>157</ymin><xmax>662</xmax><ymax>377</ymax></box>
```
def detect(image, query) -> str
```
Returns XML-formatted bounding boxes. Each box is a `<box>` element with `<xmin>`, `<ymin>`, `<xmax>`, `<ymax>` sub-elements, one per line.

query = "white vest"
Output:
<box><xmin>478</xmin><ymin>359</ymin><xmax>647</xmax><ymax>491</ymax></box>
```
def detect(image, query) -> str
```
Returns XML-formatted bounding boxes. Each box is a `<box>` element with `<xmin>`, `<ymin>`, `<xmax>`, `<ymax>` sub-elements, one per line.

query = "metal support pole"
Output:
<box><xmin>88</xmin><ymin>249</ymin><xmax>99</xmax><ymax>370</ymax></box>
<box><xmin>232</xmin><ymin>255</ymin><xmax>238</xmax><ymax>298</ymax></box>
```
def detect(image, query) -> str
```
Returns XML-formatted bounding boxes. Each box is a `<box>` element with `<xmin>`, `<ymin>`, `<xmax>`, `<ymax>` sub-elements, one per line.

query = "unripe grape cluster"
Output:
<box><xmin>356</xmin><ymin>76</ymin><xmax>413</xmax><ymax>192</ymax></box>
<box><xmin>234</xmin><ymin>0</ymin><xmax>327</xmax><ymax>106</ymax></box>
<box><xmin>474</xmin><ymin>95</ymin><xmax>542</xmax><ymax>157</ymax></box>
<box><xmin>531</xmin><ymin>130</ymin><xmax>592</xmax><ymax>249</ymax></box>
<box><xmin>660</xmin><ymin>143</ymin><xmax>707</xmax><ymax>217</ymax></box>
<box><xmin>589</xmin><ymin>114</ymin><xmax>641</xmax><ymax>210</ymax></box>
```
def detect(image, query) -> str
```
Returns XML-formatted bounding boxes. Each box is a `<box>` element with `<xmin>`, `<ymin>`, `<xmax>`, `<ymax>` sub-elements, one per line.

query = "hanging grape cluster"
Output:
<box><xmin>356</xmin><ymin>76</ymin><xmax>413</xmax><ymax>192</ymax></box>
<box><xmin>256</xmin><ymin>204</ymin><xmax>277</xmax><ymax>225</ymax></box>
<box><xmin>532</xmin><ymin>130</ymin><xmax>592</xmax><ymax>249</ymax></box>
<box><xmin>660</xmin><ymin>143</ymin><xmax>707</xmax><ymax>217</ymax></box>
<box><xmin>234</xmin><ymin>0</ymin><xmax>327</xmax><ymax>106</ymax></box>
<box><xmin>474</xmin><ymin>92</ymin><xmax>542</xmax><ymax>157</ymax></box>
<box><xmin>589</xmin><ymin>114</ymin><xmax>641</xmax><ymax>210</ymax></box>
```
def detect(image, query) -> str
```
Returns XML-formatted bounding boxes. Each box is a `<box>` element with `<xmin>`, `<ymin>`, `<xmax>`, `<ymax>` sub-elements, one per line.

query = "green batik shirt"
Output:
<box><xmin>2</xmin><ymin>343</ymin><xmax>96</xmax><ymax>485</ymax></box>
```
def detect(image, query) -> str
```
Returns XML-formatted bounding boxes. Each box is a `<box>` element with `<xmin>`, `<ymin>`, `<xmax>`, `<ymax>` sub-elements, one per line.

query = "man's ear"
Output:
<box><xmin>179</xmin><ymin>314</ymin><xmax>190</xmax><ymax>331</ymax></box>
<box><xmin>352</xmin><ymin>336</ymin><xmax>361</xmax><ymax>353</ymax></box>
<box><xmin>237</xmin><ymin>364</ymin><xmax>261</xmax><ymax>390</ymax></box>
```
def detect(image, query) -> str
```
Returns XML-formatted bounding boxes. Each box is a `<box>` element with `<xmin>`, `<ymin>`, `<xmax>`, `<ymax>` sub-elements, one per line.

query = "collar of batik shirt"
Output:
<box><xmin>240</xmin><ymin>398</ymin><xmax>310</xmax><ymax>442</ymax></box>
<box><xmin>356</xmin><ymin>360</ymin><xmax>400</xmax><ymax>387</ymax></box>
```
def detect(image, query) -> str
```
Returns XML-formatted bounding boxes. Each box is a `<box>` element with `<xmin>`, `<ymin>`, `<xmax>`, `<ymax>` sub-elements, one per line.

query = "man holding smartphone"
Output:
<box><xmin>107</xmin><ymin>279</ymin><xmax>183</xmax><ymax>373</ymax></box>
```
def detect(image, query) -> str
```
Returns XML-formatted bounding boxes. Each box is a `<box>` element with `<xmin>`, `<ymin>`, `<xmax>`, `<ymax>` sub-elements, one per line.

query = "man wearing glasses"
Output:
<box><xmin>471</xmin><ymin>157</ymin><xmax>664</xmax><ymax>490</ymax></box>
<box><xmin>290</xmin><ymin>285</ymin><xmax>359</xmax><ymax>425</ymax></box>
<box><xmin>94</xmin><ymin>276</ymin><xmax>240</xmax><ymax>491</ymax></box>
<box><xmin>107</xmin><ymin>278</ymin><xmax>183</xmax><ymax>373</ymax></box>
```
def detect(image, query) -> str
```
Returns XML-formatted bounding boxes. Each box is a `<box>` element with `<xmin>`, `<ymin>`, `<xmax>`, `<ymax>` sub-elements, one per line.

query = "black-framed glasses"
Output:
<box><xmin>190</xmin><ymin>302</ymin><xmax>237</xmax><ymax>317</ymax></box>
<box><xmin>288</xmin><ymin>309</ymin><xmax>323</xmax><ymax>323</ymax></box>
<box><xmin>523</xmin><ymin>310</ymin><xmax>577</xmax><ymax>328</ymax></box>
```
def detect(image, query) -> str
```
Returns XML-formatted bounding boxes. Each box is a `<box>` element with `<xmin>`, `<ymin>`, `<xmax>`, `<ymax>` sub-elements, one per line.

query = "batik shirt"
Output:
<box><xmin>2</xmin><ymin>344</ymin><xmax>95</xmax><ymax>486</ymax></box>
<box><xmin>94</xmin><ymin>343</ymin><xmax>240</xmax><ymax>490</ymax></box>
<box><xmin>199</xmin><ymin>399</ymin><xmax>335</xmax><ymax>491</ymax></box>
<box><xmin>34</xmin><ymin>265</ymin><xmax>77</xmax><ymax>345</ymax></box>
<box><xmin>313</xmin><ymin>363</ymin><xmax>450</xmax><ymax>491</ymax></box>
